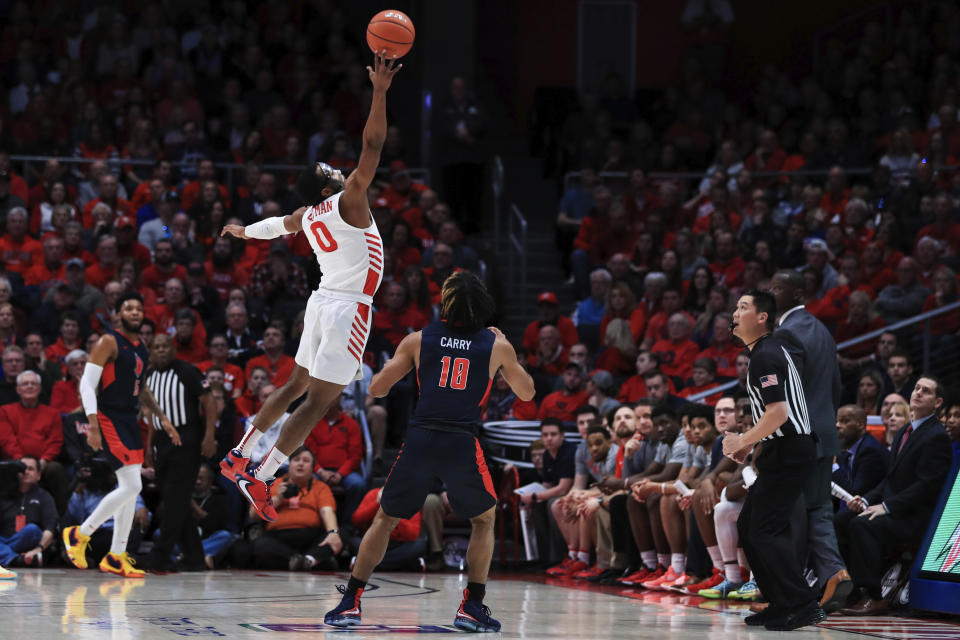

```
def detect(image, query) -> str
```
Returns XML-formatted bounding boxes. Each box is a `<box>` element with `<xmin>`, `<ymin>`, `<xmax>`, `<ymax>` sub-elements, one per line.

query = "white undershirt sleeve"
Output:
<box><xmin>80</xmin><ymin>363</ymin><xmax>103</xmax><ymax>418</ymax></box>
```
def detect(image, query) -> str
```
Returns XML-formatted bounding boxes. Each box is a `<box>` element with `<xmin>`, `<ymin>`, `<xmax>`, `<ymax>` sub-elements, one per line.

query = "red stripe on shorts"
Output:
<box><xmin>474</xmin><ymin>438</ymin><xmax>498</xmax><ymax>501</ymax></box>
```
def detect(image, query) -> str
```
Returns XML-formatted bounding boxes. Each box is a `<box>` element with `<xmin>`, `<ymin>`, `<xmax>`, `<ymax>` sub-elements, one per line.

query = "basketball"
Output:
<box><xmin>366</xmin><ymin>10</ymin><xmax>415</xmax><ymax>59</ymax></box>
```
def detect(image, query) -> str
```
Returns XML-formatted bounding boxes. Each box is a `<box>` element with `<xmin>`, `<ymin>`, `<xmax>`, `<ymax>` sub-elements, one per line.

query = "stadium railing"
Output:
<box><xmin>490</xmin><ymin>154</ymin><xmax>530</xmax><ymax>319</ymax></box>
<box><xmin>8</xmin><ymin>154</ymin><xmax>432</xmax><ymax>196</ymax></box>
<box><xmin>482</xmin><ymin>421</ymin><xmax>582</xmax><ymax>469</ymax></box>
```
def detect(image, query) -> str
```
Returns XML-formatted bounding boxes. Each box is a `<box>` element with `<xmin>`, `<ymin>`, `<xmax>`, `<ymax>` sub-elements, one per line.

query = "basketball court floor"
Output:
<box><xmin>3</xmin><ymin>568</ymin><xmax>958</xmax><ymax>638</ymax></box>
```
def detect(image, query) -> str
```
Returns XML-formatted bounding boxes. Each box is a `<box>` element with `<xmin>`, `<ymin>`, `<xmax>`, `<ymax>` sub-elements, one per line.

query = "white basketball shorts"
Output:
<box><xmin>295</xmin><ymin>289</ymin><xmax>372</xmax><ymax>385</ymax></box>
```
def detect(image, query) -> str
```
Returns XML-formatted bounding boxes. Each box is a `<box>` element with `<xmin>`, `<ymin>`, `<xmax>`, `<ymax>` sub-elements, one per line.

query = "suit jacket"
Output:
<box><xmin>777</xmin><ymin>307</ymin><xmax>842</xmax><ymax>458</ymax></box>
<box><xmin>864</xmin><ymin>415</ymin><xmax>953</xmax><ymax>519</ymax></box>
<box><xmin>833</xmin><ymin>432</ymin><xmax>889</xmax><ymax>498</ymax></box>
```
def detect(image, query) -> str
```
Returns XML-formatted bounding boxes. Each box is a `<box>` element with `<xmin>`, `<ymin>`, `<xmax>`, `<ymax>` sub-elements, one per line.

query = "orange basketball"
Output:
<box><xmin>366</xmin><ymin>10</ymin><xmax>415</xmax><ymax>59</ymax></box>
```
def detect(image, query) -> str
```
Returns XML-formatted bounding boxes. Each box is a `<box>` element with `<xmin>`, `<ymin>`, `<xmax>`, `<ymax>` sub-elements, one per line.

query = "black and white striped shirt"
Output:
<box><xmin>745</xmin><ymin>334</ymin><xmax>812</xmax><ymax>440</ymax></box>
<box><xmin>145</xmin><ymin>360</ymin><xmax>208</xmax><ymax>434</ymax></box>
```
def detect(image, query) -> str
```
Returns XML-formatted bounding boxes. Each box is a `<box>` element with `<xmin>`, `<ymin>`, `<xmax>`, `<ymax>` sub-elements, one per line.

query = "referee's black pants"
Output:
<box><xmin>152</xmin><ymin>435</ymin><xmax>203</xmax><ymax>568</ymax></box>
<box><xmin>737</xmin><ymin>434</ymin><xmax>818</xmax><ymax>612</ymax></box>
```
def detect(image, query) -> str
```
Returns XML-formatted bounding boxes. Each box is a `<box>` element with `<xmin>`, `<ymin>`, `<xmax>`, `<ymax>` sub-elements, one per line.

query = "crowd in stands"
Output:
<box><xmin>0</xmin><ymin>1</ymin><xmax>488</xmax><ymax>574</ymax></box>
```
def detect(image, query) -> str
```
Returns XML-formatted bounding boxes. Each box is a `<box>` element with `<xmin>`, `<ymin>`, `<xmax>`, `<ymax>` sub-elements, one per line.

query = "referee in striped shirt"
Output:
<box><xmin>721</xmin><ymin>290</ymin><xmax>824</xmax><ymax>631</ymax></box>
<box><xmin>144</xmin><ymin>333</ymin><xmax>217</xmax><ymax>571</ymax></box>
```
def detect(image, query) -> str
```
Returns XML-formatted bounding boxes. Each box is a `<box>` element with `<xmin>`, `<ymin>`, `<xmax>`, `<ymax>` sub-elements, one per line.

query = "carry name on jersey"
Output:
<box><xmin>411</xmin><ymin>322</ymin><xmax>496</xmax><ymax>435</ymax></box>
<box><xmin>300</xmin><ymin>192</ymin><xmax>384</xmax><ymax>303</ymax></box>
<box><xmin>99</xmin><ymin>329</ymin><xmax>149</xmax><ymax>414</ymax></box>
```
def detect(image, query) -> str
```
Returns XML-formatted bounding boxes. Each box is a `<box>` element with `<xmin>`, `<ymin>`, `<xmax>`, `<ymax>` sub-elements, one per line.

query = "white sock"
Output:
<box><xmin>725</xmin><ymin>562</ymin><xmax>741</xmax><ymax>583</ymax></box>
<box><xmin>79</xmin><ymin>464</ymin><xmax>142</xmax><ymax>538</ymax></box>
<box><xmin>255</xmin><ymin>447</ymin><xmax>288</xmax><ymax>481</ymax></box>
<box><xmin>671</xmin><ymin>553</ymin><xmax>685</xmax><ymax>574</ymax></box>
<box><xmin>568</xmin><ymin>548</ymin><xmax>577</xmax><ymax>560</ymax></box>
<box><xmin>640</xmin><ymin>551</ymin><xmax>658</xmax><ymax>571</ymax></box>
<box><xmin>658</xmin><ymin>553</ymin><xmax>670</xmax><ymax>569</ymax></box>
<box><xmin>737</xmin><ymin>548</ymin><xmax>749</xmax><ymax>571</ymax></box>
<box><xmin>577</xmin><ymin>550</ymin><xmax>591</xmax><ymax>564</ymax></box>
<box><xmin>304</xmin><ymin>554</ymin><xmax>317</xmax><ymax>568</ymax></box>
<box><xmin>237</xmin><ymin>426</ymin><xmax>264</xmax><ymax>457</ymax></box>
<box><xmin>749</xmin><ymin>570</ymin><xmax>755</xmax><ymax>581</ymax></box>
<box><xmin>706</xmin><ymin>545</ymin><xmax>724</xmax><ymax>571</ymax></box>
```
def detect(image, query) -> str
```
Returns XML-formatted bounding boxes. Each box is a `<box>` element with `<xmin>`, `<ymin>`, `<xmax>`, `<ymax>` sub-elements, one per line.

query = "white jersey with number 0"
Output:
<box><xmin>300</xmin><ymin>191</ymin><xmax>384</xmax><ymax>303</ymax></box>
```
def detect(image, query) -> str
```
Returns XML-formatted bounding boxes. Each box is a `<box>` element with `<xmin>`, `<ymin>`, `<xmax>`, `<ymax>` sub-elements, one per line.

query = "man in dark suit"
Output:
<box><xmin>832</xmin><ymin>405</ymin><xmax>889</xmax><ymax>503</ymax></box>
<box><xmin>769</xmin><ymin>270</ymin><xmax>851</xmax><ymax>612</ymax></box>
<box><xmin>836</xmin><ymin>375</ymin><xmax>954</xmax><ymax>615</ymax></box>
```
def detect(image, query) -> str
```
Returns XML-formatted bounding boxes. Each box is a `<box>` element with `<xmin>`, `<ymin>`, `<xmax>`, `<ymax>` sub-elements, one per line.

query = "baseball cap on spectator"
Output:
<box><xmin>805</xmin><ymin>238</ymin><xmax>828</xmax><ymax>252</ymax></box>
<box><xmin>186</xmin><ymin>261</ymin><xmax>205</xmax><ymax>275</ymax></box>
<box><xmin>590</xmin><ymin>370</ymin><xmax>615</xmax><ymax>392</ymax></box>
<box><xmin>116</xmin><ymin>216</ymin><xmax>135</xmax><ymax>230</ymax></box>
<box><xmin>65</xmin><ymin>258</ymin><xmax>85</xmax><ymax>270</ymax></box>
<box><xmin>537</xmin><ymin>291</ymin><xmax>558</xmax><ymax>305</ymax></box>
<box><xmin>389</xmin><ymin>160</ymin><xmax>408</xmax><ymax>175</ymax></box>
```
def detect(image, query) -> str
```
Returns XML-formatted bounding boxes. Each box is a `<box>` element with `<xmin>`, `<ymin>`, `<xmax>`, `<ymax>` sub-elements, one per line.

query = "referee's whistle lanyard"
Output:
<box><xmin>741</xmin><ymin>332</ymin><xmax>770</xmax><ymax>350</ymax></box>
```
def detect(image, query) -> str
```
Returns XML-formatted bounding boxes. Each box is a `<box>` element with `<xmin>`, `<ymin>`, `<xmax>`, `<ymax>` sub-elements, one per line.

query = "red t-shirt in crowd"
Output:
<box><xmin>537</xmin><ymin>389</ymin><xmax>590</xmax><ymax>422</ymax></box>
<box><xmin>0</xmin><ymin>401</ymin><xmax>63</xmax><ymax>460</ymax></box>
<box><xmin>304</xmin><ymin>411</ymin><xmax>363</xmax><ymax>477</ymax></box>
<box><xmin>245</xmin><ymin>353</ymin><xmax>295</xmax><ymax>388</ymax></box>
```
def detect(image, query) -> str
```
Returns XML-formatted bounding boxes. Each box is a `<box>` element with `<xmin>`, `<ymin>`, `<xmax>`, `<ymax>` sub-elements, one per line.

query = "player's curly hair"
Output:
<box><xmin>439</xmin><ymin>271</ymin><xmax>495</xmax><ymax>332</ymax></box>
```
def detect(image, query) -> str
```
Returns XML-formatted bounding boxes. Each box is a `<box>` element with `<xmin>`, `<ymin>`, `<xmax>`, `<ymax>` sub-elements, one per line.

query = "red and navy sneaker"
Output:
<box><xmin>324</xmin><ymin>585</ymin><xmax>363</xmax><ymax>628</ymax></box>
<box><xmin>454</xmin><ymin>590</ymin><xmax>501</xmax><ymax>633</ymax></box>
<box><xmin>219</xmin><ymin>448</ymin><xmax>249</xmax><ymax>480</ymax></box>
<box><xmin>234</xmin><ymin>469</ymin><xmax>278</xmax><ymax>522</ymax></box>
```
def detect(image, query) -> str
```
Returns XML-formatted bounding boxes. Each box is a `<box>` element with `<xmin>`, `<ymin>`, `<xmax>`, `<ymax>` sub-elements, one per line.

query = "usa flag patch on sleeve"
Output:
<box><xmin>760</xmin><ymin>374</ymin><xmax>778</xmax><ymax>388</ymax></box>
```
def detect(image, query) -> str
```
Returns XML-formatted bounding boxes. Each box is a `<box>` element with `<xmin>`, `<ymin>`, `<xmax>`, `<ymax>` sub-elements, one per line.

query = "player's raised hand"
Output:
<box><xmin>367</xmin><ymin>53</ymin><xmax>401</xmax><ymax>91</ymax></box>
<box><xmin>221</xmin><ymin>224</ymin><xmax>248</xmax><ymax>240</ymax></box>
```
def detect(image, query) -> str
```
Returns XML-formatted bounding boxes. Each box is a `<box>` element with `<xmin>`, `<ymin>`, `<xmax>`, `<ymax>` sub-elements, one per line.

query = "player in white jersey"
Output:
<box><xmin>218</xmin><ymin>54</ymin><xmax>402</xmax><ymax>522</ymax></box>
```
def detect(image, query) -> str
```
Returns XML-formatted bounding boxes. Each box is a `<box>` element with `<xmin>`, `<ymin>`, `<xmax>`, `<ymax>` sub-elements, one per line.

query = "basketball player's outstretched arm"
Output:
<box><xmin>339</xmin><ymin>53</ymin><xmax>402</xmax><ymax>227</ymax></box>
<box><xmin>220</xmin><ymin>207</ymin><xmax>305</xmax><ymax>241</ymax></box>
<box><xmin>369</xmin><ymin>331</ymin><xmax>420</xmax><ymax>398</ymax></box>
<box><xmin>489</xmin><ymin>327</ymin><xmax>536</xmax><ymax>401</ymax></box>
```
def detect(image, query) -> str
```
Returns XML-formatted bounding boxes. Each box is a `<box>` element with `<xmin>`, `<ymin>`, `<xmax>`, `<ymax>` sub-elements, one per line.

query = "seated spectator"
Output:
<box><xmin>617</xmin><ymin>351</ymin><xmax>675</xmax><ymax>403</ymax></box>
<box><xmin>594</xmin><ymin>318</ymin><xmax>636</xmax><ymax>378</ymax></box>
<box><xmin>572</xmin><ymin>268</ymin><xmax>611</xmax><ymax>349</ymax></box>
<box><xmin>141</xmin><ymin>239</ymin><xmax>187</xmax><ymax>299</ymax></box>
<box><xmin>173</xmin><ymin>308</ymin><xmax>208</xmax><ymax>364</ymax></box>
<box><xmin>599</xmin><ymin>281</ymin><xmax>647</xmax><ymax>345</ymax></box>
<box><xmin>85</xmin><ymin>234</ymin><xmax>120</xmax><ymax>290</ymax></box>
<box><xmin>245</xmin><ymin>326</ymin><xmax>296</xmax><ymax>389</ymax></box>
<box><xmin>372</xmin><ymin>281</ymin><xmax>429</xmax><ymax>353</ymax></box>
<box><xmin>861</xmin><ymin>244</ymin><xmax>897</xmax><ymax>295</ymax></box>
<box><xmin>304</xmin><ymin>396</ymin><xmax>366</xmax><ymax>521</ymax></box>
<box><xmin>916</xmin><ymin>192</ymin><xmax>960</xmax><ymax>256</ymax></box>
<box><xmin>0</xmin><ymin>347</ymin><xmax>25</xmax><ymax>404</ymax></box>
<box><xmin>875</xmin><ymin>257</ymin><xmax>931</xmax><ymax>324</ymax></box>
<box><xmin>641</xmin><ymin>287</ymin><xmax>689</xmax><ymax>350</ymax></box>
<box><xmin>607</xmin><ymin>252</ymin><xmax>645</xmax><ymax>298</ymax></box>
<box><xmin>0</xmin><ymin>456</ymin><xmax>58</xmax><ymax>567</ymax></box>
<box><xmin>708</xmin><ymin>231</ymin><xmax>746</xmax><ymax>290</ymax></box>
<box><xmin>855</xmin><ymin>370</ymin><xmax>884</xmax><ymax>416</ymax></box>
<box><xmin>223</xmin><ymin>302</ymin><xmax>260</xmax><ymax>368</ymax></box>
<box><xmin>651</xmin><ymin>313</ymin><xmax>700</xmax><ymax>384</ymax></box>
<box><xmin>809</xmin><ymin>254</ymin><xmax>875</xmax><ymax>330</ymax></box>
<box><xmin>198</xmin><ymin>335</ymin><xmax>245</xmax><ymax>399</ymax></box>
<box><xmin>880</xmin><ymin>396</ymin><xmax>910</xmax><ymax>449</ymax></box>
<box><xmin>51</xmin><ymin>349</ymin><xmax>85</xmax><ymax>414</ymax></box>
<box><xmin>586</xmin><ymin>370</ymin><xmax>620</xmax><ymax>416</ymax></box>
<box><xmin>235</xmin><ymin>367</ymin><xmax>271</xmax><ymax>418</ymax></box>
<box><xmin>381</xmin><ymin>160</ymin><xmax>429</xmax><ymax>216</ymax></box>
<box><xmin>250</xmin><ymin>446</ymin><xmax>342</xmax><ymax>571</ymax></box>
<box><xmin>387</xmin><ymin>220</ymin><xmax>422</xmax><ymax>279</ymax></box>
<box><xmin>834</xmin><ymin>291</ymin><xmax>885</xmax><ymax>358</ymax></box>
<box><xmin>922</xmin><ymin>266</ymin><xmax>960</xmax><ymax>339</ymax></box>
<box><xmin>645</xmin><ymin>370</ymin><xmax>690</xmax><ymax>411</ymax></box>
<box><xmin>837</xmin><ymin>376</ymin><xmax>953</xmax><ymax>616</ymax></box>
<box><xmin>0</xmin><ymin>304</ymin><xmax>18</xmax><ymax>355</ymax></box>
<box><xmin>23</xmin><ymin>235</ymin><xmax>66</xmax><ymax>292</ymax></box>
<box><xmin>0</xmin><ymin>370</ymin><xmax>68</xmax><ymax>511</ymax></box>
<box><xmin>942</xmin><ymin>399</ymin><xmax>960</xmax><ymax>458</ymax></box>
<box><xmin>422</xmin><ymin>242</ymin><xmax>462</xmax><ymax>306</ymax></box>
<box><xmin>421</xmin><ymin>220</ymin><xmax>480</xmax><ymax>274</ymax></box>
<box><xmin>80</xmin><ymin>173</ymin><xmax>135</xmax><ymax>229</ymax></box>
<box><xmin>115</xmin><ymin>217</ymin><xmax>151</xmax><ymax>271</ymax></box>
<box><xmin>402</xmin><ymin>265</ymin><xmax>434</xmax><ymax>320</ymax></box>
<box><xmin>138</xmin><ymin>197</ymin><xmax>177</xmax><ymax>252</ymax></box>
<box><xmin>556</xmin><ymin>166</ymin><xmax>599</xmax><ymax>275</ymax></box>
<box><xmin>914</xmin><ymin>236</ymin><xmax>943</xmax><ymax>288</ymax></box>
<box><xmin>148</xmin><ymin>279</ymin><xmax>207</xmax><ymax>345</ymax></box>
<box><xmin>696</xmin><ymin>314</ymin><xmax>740</xmax><ymax>378</ymax></box>
<box><xmin>538</xmin><ymin>362</ymin><xmax>590</xmax><ymax>422</ymax></box>
<box><xmin>0</xmin><ymin>207</ymin><xmax>42</xmax><ymax>275</ymax></box>
<box><xmin>527</xmin><ymin>325</ymin><xmax>569</xmax><ymax>380</ymax></box>
<box><xmin>23</xmin><ymin>332</ymin><xmax>62</xmax><ymax>401</ymax></box>
<box><xmin>45</xmin><ymin>311</ymin><xmax>83</xmax><ymax>370</ymax></box>
<box><xmin>189</xmin><ymin>463</ymin><xmax>232</xmax><ymax>569</ymax></box>
<box><xmin>832</xmin><ymin>405</ymin><xmax>889</xmax><ymax>509</ymax></box>
<box><xmin>522</xmin><ymin>291</ymin><xmax>578</xmax><ymax>355</ymax></box>
<box><xmin>482</xmin><ymin>370</ymin><xmax>529</xmax><ymax>422</ymax></box>
<box><xmin>351</xmin><ymin>487</ymin><xmax>425</xmax><ymax>571</ymax></box>
<box><xmin>571</xmin><ymin>198</ymin><xmax>638</xmax><ymax>298</ymax></box>
<box><xmin>63</xmin><ymin>456</ymin><xmax>149</xmax><ymax>567</ymax></box>
<box><xmin>885</xmin><ymin>350</ymin><xmax>918</xmax><ymax>400</ymax></box>
<box><xmin>679</xmin><ymin>358</ymin><xmax>722</xmax><ymax>405</ymax></box>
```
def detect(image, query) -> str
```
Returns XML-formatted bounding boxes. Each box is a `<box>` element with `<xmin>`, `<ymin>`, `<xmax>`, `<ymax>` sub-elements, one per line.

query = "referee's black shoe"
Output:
<box><xmin>744</xmin><ymin>604</ymin><xmax>785</xmax><ymax>626</ymax></box>
<box><xmin>764</xmin><ymin>601</ymin><xmax>827</xmax><ymax>631</ymax></box>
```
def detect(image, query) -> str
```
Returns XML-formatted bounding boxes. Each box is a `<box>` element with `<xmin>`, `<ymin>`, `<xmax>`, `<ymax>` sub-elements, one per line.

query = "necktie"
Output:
<box><xmin>836</xmin><ymin>450</ymin><xmax>852</xmax><ymax>488</ymax></box>
<box><xmin>897</xmin><ymin>425</ymin><xmax>913</xmax><ymax>455</ymax></box>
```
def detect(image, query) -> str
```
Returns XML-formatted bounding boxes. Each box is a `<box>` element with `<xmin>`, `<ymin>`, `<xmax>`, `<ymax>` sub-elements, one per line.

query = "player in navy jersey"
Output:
<box><xmin>62</xmin><ymin>292</ymin><xmax>178</xmax><ymax>578</ymax></box>
<box><xmin>325</xmin><ymin>272</ymin><xmax>535</xmax><ymax>632</ymax></box>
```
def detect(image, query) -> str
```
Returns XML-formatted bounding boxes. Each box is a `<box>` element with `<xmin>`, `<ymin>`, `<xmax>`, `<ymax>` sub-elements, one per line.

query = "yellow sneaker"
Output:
<box><xmin>62</xmin><ymin>526</ymin><xmax>91</xmax><ymax>569</ymax></box>
<box><xmin>99</xmin><ymin>552</ymin><xmax>145</xmax><ymax>578</ymax></box>
<box><xmin>0</xmin><ymin>565</ymin><xmax>16</xmax><ymax>580</ymax></box>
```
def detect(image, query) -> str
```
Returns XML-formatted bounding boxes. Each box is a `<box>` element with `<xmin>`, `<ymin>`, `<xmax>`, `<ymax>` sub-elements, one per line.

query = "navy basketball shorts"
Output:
<box><xmin>97</xmin><ymin>409</ymin><xmax>145</xmax><ymax>470</ymax></box>
<box><xmin>380</xmin><ymin>426</ymin><xmax>498</xmax><ymax>520</ymax></box>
